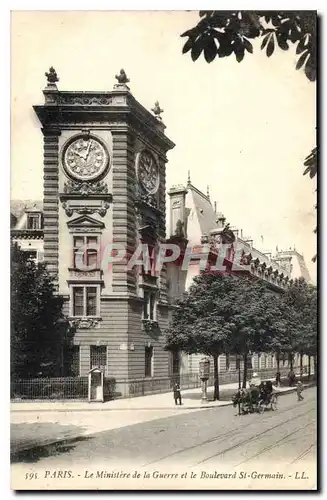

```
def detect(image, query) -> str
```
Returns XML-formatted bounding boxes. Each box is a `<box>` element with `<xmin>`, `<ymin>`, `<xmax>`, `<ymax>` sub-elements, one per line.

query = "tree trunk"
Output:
<box><xmin>213</xmin><ymin>355</ymin><xmax>220</xmax><ymax>401</ymax></box>
<box><xmin>313</xmin><ymin>354</ymin><xmax>317</xmax><ymax>381</ymax></box>
<box><xmin>242</xmin><ymin>352</ymin><xmax>248</xmax><ymax>389</ymax></box>
<box><xmin>276</xmin><ymin>351</ymin><xmax>280</xmax><ymax>372</ymax></box>
<box><xmin>308</xmin><ymin>355</ymin><xmax>311</xmax><ymax>379</ymax></box>
<box><xmin>300</xmin><ymin>352</ymin><xmax>303</xmax><ymax>379</ymax></box>
<box><xmin>289</xmin><ymin>352</ymin><xmax>293</xmax><ymax>371</ymax></box>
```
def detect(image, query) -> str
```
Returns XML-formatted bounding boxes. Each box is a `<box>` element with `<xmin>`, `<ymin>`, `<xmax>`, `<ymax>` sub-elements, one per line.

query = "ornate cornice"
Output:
<box><xmin>11</xmin><ymin>230</ymin><xmax>44</xmax><ymax>239</ymax></box>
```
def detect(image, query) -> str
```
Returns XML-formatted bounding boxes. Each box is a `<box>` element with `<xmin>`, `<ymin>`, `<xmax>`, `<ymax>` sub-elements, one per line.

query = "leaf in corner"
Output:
<box><xmin>243</xmin><ymin>38</ymin><xmax>253</xmax><ymax>53</ymax></box>
<box><xmin>191</xmin><ymin>38</ymin><xmax>205</xmax><ymax>61</ymax></box>
<box><xmin>182</xmin><ymin>38</ymin><xmax>193</xmax><ymax>54</ymax></box>
<box><xmin>204</xmin><ymin>38</ymin><xmax>217</xmax><ymax>63</ymax></box>
<box><xmin>261</xmin><ymin>33</ymin><xmax>271</xmax><ymax>50</ymax></box>
<box><xmin>266</xmin><ymin>36</ymin><xmax>275</xmax><ymax>57</ymax></box>
<box><xmin>296</xmin><ymin>50</ymin><xmax>308</xmax><ymax>70</ymax></box>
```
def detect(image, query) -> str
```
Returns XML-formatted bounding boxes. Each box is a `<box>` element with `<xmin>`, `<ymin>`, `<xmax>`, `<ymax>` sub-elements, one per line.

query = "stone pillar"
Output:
<box><xmin>112</xmin><ymin>130</ymin><xmax>137</xmax><ymax>294</ymax></box>
<box><xmin>42</xmin><ymin>128</ymin><xmax>61</xmax><ymax>284</ymax></box>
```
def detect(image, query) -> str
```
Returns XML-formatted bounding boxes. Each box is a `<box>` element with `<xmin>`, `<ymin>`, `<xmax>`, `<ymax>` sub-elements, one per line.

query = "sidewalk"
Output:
<box><xmin>11</xmin><ymin>380</ymin><xmax>315</xmax><ymax>456</ymax></box>
<box><xmin>11</xmin><ymin>377</ymin><xmax>311</xmax><ymax>412</ymax></box>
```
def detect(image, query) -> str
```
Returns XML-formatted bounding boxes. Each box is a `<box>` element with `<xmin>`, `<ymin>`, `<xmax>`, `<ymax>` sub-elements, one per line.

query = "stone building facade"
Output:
<box><xmin>166</xmin><ymin>176</ymin><xmax>313</xmax><ymax>377</ymax></box>
<box><xmin>30</xmin><ymin>68</ymin><xmax>175</xmax><ymax>389</ymax></box>
<box><xmin>11</xmin><ymin>68</ymin><xmax>313</xmax><ymax>390</ymax></box>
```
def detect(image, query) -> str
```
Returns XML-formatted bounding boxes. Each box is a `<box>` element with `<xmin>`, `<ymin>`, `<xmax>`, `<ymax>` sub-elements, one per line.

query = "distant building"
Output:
<box><xmin>11</xmin><ymin>200</ymin><xmax>44</xmax><ymax>263</ymax></box>
<box><xmin>166</xmin><ymin>177</ymin><xmax>313</xmax><ymax>377</ymax></box>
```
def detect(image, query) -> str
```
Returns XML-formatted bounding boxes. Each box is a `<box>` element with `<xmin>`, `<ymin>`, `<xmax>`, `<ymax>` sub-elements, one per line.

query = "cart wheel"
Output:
<box><xmin>258</xmin><ymin>400</ymin><xmax>265</xmax><ymax>414</ymax></box>
<box><xmin>271</xmin><ymin>394</ymin><xmax>278</xmax><ymax>411</ymax></box>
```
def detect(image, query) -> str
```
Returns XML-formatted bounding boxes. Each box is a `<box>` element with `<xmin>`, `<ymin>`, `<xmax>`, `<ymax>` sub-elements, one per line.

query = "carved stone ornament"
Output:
<box><xmin>137</xmin><ymin>193</ymin><xmax>158</xmax><ymax>209</ymax></box>
<box><xmin>45</xmin><ymin>66</ymin><xmax>59</xmax><ymax>84</ymax></box>
<box><xmin>64</xmin><ymin>179</ymin><xmax>109</xmax><ymax>195</ymax></box>
<box><xmin>62</xmin><ymin>200</ymin><xmax>111</xmax><ymax>217</ymax></box>
<box><xmin>60</xmin><ymin>95</ymin><xmax>112</xmax><ymax>106</ymax></box>
<box><xmin>115</xmin><ymin>68</ymin><xmax>130</xmax><ymax>84</ymax></box>
<box><xmin>70</xmin><ymin>318</ymin><xmax>100</xmax><ymax>329</ymax></box>
<box><xmin>151</xmin><ymin>101</ymin><xmax>164</xmax><ymax>120</ymax></box>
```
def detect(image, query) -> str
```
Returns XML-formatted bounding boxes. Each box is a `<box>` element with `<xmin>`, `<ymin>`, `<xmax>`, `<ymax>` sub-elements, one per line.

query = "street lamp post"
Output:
<box><xmin>237</xmin><ymin>354</ymin><xmax>241</xmax><ymax>416</ymax></box>
<box><xmin>199</xmin><ymin>357</ymin><xmax>210</xmax><ymax>403</ymax></box>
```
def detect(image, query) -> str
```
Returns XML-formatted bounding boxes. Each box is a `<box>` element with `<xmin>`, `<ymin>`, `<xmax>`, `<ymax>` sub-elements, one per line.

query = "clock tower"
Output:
<box><xmin>34</xmin><ymin>68</ymin><xmax>175</xmax><ymax>393</ymax></box>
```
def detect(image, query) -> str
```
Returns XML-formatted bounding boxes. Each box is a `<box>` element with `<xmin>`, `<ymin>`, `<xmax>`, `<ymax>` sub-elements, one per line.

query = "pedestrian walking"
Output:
<box><xmin>296</xmin><ymin>380</ymin><xmax>304</xmax><ymax>401</ymax></box>
<box><xmin>288</xmin><ymin>370</ymin><xmax>296</xmax><ymax>387</ymax></box>
<box><xmin>173</xmin><ymin>383</ymin><xmax>182</xmax><ymax>405</ymax></box>
<box><xmin>275</xmin><ymin>371</ymin><xmax>281</xmax><ymax>387</ymax></box>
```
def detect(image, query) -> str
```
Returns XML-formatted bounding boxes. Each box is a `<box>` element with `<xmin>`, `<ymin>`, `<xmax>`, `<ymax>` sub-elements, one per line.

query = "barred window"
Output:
<box><xmin>72</xmin><ymin>286</ymin><xmax>98</xmax><ymax>317</ymax></box>
<box><xmin>145</xmin><ymin>346</ymin><xmax>153</xmax><ymax>377</ymax></box>
<box><xmin>73</xmin><ymin>235</ymin><xmax>98</xmax><ymax>269</ymax></box>
<box><xmin>90</xmin><ymin>345</ymin><xmax>107</xmax><ymax>371</ymax></box>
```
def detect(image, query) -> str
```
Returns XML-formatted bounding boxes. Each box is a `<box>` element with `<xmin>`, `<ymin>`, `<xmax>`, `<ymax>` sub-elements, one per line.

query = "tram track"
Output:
<box><xmin>194</xmin><ymin>407</ymin><xmax>315</xmax><ymax>465</ymax></box>
<box><xmin>290</xmin><ymin>443</ymin><xmax>316</xmax><ymax>464</ymax></box>
<box><xmin>142</xmin><ymin>400</ymin><xmax>315</xmax><ymax>468</ymax></box>
<box><xmin>234</xmin><ymin>420</ymin><xmax>315</xmax><ymax>466</ymax></box>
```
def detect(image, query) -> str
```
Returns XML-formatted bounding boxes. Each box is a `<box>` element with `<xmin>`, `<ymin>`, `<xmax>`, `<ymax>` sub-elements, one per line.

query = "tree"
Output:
<box><xmin>165</xmin><ymin>272</ymin><xmax>282</xmax><ymax>399</ymax></box>
<box><xmin>11</xmin><ymin>242</ymin><xmax>74</xmax><ymax>379</ymax></box>
<box><xmin>282</xmin><ymin>278</ymin><xmax>317</xmax><ymax>378</ymax></box>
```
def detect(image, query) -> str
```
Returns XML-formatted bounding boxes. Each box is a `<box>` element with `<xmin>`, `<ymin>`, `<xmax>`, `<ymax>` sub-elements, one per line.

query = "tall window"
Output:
<box><xmin>27</xmin><ymin>213</ymin><xmax>41</xmax><ymax>230</ymax></box>
<box><xmin>90</xmin><ymin>345</ymin><xmax>107</xmax><ymax>372</ymax></box>
<box><xmin>145</xmin><ymin>346</ymin><xmax>153</xmax><ymax>377</ymax></box>
<box><xmin>143</xmin><ymin>290</ymin><xmax>156</xmax><ymax>320</ymax></box>
<box><xmin>72</xmin><ymin>286</ymin><xmax>98</xmax><ymax>317</ymax></box>
<box><xmin>73</xmin><ymin>236</ymin><xmax>98</xmax><ymax>269</ymax></box>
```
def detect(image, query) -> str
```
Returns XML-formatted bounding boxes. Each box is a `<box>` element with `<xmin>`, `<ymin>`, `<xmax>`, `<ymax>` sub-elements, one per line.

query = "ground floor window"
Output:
<box><xmin>90</xmin><ymin>345</ymin><xmax>107</xmax><ymax>372</ymax></box>
<box><xmin>145</xmin><ymin>346</ymin><xmax>154</xmax><ymax>377</ymax></box>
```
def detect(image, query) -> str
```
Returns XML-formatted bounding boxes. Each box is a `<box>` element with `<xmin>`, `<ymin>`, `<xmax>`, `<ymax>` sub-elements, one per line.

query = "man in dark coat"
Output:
<box><xmin>173</xmin><ymin>383</ymin><xmax>182</xmax><ymax>405</ymax></box>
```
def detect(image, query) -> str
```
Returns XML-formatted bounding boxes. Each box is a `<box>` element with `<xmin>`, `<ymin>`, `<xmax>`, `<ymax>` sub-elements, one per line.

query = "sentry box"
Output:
<box><xmin>88</xmin><ymin>367</ymin><xmax>104</xmax><ymax>403</ymax></box>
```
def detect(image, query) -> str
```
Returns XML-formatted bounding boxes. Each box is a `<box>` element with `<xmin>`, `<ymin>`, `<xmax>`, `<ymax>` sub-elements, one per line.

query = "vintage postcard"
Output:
<box><xmin>10</xmin><ymin>9</ymin><xmax>317</xmax><ymax>491</ymax></box>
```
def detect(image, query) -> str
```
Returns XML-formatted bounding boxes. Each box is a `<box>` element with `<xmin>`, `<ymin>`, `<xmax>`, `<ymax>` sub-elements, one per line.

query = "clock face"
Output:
<box><xmin>137</xmin><ymin>151</ymin><xmax>159</xmax><ymax>194</ymax></box>
<box><xmin>63</xmin><ymin>136</ymin><xmax>109</xmax><ymax>181</ymax></box>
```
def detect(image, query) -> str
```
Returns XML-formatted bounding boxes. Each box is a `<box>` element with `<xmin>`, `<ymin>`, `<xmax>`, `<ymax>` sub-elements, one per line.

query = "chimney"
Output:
<box><xmin>168</xmin><ymin>185</ymin><xmax>188</xmax><ymax>238</ymax></box>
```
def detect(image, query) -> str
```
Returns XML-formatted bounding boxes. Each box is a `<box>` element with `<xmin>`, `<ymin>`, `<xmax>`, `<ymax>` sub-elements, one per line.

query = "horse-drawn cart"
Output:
<box><xmin>232</xmin><ymin>381</ymin><xmax>278</xmax><ymax>415</ymax></box>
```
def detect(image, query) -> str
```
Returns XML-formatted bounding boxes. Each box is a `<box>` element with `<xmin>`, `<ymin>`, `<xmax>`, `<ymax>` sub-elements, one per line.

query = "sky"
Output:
<box><xmin>11</xmin><ymin>10</ymin><xmax>317</xmax><ymax>281</ymax></box>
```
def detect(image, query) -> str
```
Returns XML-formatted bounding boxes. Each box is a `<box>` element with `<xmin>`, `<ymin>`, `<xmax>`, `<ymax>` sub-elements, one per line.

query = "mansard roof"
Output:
<box><xmin>10</xmin><ymin>200</ymin><xmax>43</xmax><ymax>230</ymax></box>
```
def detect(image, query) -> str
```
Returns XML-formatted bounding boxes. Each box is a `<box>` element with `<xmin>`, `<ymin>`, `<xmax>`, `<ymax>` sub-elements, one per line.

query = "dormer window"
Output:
<box><xmin>27</xmin><ymin>213</ymin><xmax>41</xmax><ymax>230</ymax></box>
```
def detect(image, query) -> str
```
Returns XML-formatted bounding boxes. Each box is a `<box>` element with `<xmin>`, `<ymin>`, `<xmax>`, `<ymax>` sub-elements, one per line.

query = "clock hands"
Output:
<box><xmin>83</xmin><ymin>140</ymin><xmax>92</xmax><ymax>160</ymax></box>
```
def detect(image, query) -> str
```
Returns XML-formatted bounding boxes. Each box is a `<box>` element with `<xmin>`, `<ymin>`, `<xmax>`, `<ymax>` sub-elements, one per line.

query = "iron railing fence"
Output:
<box><xmin>11</xmin><ymin>376</ymin><xmax>116</xmax><ymax>401</ymax></box>
<box><xmin>10</xmin><ymin>367</ymin><xmax>306</xmax><ymax>401</ymax></box>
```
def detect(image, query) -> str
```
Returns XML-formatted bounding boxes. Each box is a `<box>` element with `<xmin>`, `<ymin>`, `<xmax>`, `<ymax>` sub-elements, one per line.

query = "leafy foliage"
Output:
<box><xmin>282</xmin><ymin>278</ymin><xmax>317</xmax><ymax>357</ymax></box>
<box><xmin>165</xmin><ymin>273</ymin><xmax>317</xmax><ymax>394</ymax></box>
<box><xmin>181</xmin><ymin>11</ymin><xmax>316</xmax><ymax>81</ymax></box>
<box><xmin>165</xmin><ymin>272</ymin><xmax>286</xmax><ymax>395</ymax></box>
<box><xmin>11</xmin><ymin>242</ymin><xmax>74</xmax><ymax>379</ymax></box>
